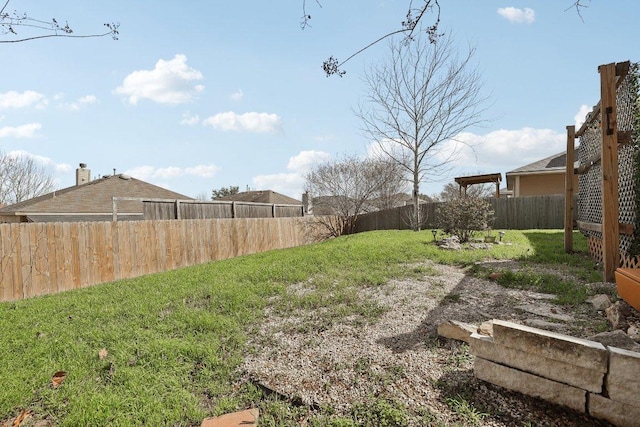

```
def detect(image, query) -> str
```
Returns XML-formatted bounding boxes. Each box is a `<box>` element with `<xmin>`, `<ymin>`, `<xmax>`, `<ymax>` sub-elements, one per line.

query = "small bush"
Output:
<box><xmin>436</xmin><ymin>197</ymin><xmax>494</xmax><ymax>243</ymax></box>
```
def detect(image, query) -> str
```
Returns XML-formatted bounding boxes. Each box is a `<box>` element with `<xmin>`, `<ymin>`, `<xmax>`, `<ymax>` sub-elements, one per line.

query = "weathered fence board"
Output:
<box><xmin>0</xmin><ymin>217</ymin><xmax>315</xmax><ymax>302</ymax></box>
<box><xmin>353</xmin><ymin>195</ymin><xmax>574</xmax><ymax>233</ymax></box>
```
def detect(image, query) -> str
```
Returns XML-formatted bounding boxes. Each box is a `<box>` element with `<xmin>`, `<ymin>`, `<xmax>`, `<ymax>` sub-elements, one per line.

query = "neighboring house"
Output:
<box><xmin>216</xmin><ymin>190</ymin><xmax>302</xmax><ymax>205</ymax></box>
<box><xmin>505</xmin><ymin>152</ymin><xmax>578</xmax><ymax>197</ymax></box>
<box><xmin>310</xmin><ymin>193</ymin><xmax>429</xmax><ymax>216</ymax></box>
<box><xmin>0</xmin><ymin>163</ymin><xmax>193</xmax><ymax>223</ymax></box>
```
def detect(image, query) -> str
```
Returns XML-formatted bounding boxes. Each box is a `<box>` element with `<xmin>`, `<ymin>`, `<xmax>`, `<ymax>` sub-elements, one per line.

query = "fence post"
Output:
<box><xmin>565</xmin><ymin>125</ymin><xmax>575</xmax><ymax>253</ymax></box>
<box><xmin>599</xmin><ymin>63</ymin><xmax>620</xmax><ymax>282</ymax></box>
<box><xmin>175</xmin><ymin>200</ymin><xmax>181</xmax><ymax>220</ymax></box>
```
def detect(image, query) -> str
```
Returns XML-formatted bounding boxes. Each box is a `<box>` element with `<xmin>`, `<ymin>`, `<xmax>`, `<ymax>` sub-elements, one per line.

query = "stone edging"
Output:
<box><xmin>439</xmin><ymin>319</ymin><xmax>640</xmax><ymax>427</ymax></box>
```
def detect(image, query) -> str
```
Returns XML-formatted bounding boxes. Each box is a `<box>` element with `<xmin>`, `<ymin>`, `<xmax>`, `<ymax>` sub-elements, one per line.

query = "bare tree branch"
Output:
<box><xmin>565</xmin><ymin>0</ymin><xmax>590</xmax><ymax>21</ymax></box>
<box><xmin>320</xmin><ymin>0</ymin><xmax>441</xmax><ymax>77</ymax></box>
<box><xmin>0</xmin><ymin>1</ymin><xmax>119</xmax><ymax>43</ymax></box>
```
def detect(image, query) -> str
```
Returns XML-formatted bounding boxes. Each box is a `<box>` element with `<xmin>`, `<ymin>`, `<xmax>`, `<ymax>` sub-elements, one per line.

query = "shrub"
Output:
<box><xmin>436</xmin><ymin>197</ymin><xmax>494</xmax><ymax>243</ymax></box>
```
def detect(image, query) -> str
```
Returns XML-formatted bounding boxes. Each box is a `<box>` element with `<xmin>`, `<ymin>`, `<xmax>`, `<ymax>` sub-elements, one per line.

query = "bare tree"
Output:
<box><xmin>0</xmin><ymin>0</ymin><xmax>118</xmax><ymax>43</ymax></box>
<box><xmin>435</xmin><ymin>180</ymin><xmax>493</xmax><ymax>202</ymax></box>
<box><xmin>357</xmin><ymin>34</ymin><xmax>488</xmax><ymax>231</ymax></box>
<box><xmin>305</xmin><ymin>155</ymin><xmax>402</xmax><ymax>237</ymax></box>
<box><xmin>0</xmin><ymin>152</ymin><xmax>56</xmax><ymax>205</ymax></box>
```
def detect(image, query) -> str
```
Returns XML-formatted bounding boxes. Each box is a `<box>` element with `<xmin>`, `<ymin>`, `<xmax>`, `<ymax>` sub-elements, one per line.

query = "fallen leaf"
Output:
<box><xmin>12</xmin><ymin>409</ymin><xmax>31</xmax><ymax>427</ymax></box>
<box><xmin>51</xmin><ymin>371</ymin><xmax>67</xmax><ymax>388</ymax></box>
<box><xmin>98</xmin><ymin>348</ymin><xmax>108</xmax><ymax>360</ymax></box>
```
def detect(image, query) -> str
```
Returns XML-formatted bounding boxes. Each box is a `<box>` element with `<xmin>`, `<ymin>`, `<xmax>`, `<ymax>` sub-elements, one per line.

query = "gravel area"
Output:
<box><xmin>241</xmin><ymin>260</ymin><xmax>616</xmax><ymax>426</ymax></box>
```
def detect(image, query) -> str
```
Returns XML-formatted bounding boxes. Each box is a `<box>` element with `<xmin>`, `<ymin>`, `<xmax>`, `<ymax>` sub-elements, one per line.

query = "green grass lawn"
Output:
<box><xmin>0</xmin><ymin>229</ymin><xmax>600</xmax><ymax>426</ymax></box>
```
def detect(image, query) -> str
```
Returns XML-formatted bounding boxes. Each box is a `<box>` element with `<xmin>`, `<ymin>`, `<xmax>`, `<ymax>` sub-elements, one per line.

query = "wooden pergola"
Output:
<box><xmin>454</xmin><ymin>173</ymin><xmax>503</xmax><ymax>198</ymax></box>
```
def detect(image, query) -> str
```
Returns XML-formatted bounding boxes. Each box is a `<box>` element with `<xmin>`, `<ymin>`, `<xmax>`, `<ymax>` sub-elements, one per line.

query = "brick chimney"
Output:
<box><xmin>76</xmin><ymin>163</ymin><xmax>90</xmax><ymax>186</ymax></box>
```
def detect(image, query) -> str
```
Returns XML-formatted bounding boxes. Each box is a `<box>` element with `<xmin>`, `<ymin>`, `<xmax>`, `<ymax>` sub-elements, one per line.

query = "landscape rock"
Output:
<box><xmin>588</xmin><ymin>330</ymin><xmax>640</xmax><ymax>352</ymax></box>
<box><xmin>587</xmin><ymin>294</ymin><xmax>612</xmax><ymax>311</ymax></box>
<box><xmin>469</xmin><ymin>333</ymin><xmax>604</xmax><ymax>392</ymax></box>
<box><xmin>627</xmin><ymin>324</ymin><xmax>640</xmax><ymax>341</ymax></box>
<box><xmin>474</xmin><ymin>358</ymin><xmax>586</xmax><ymax>413</ymax></box>
<box><xmin>478</xmin><ymin>320</ymin><xmax>494</xmax><ymax>336</ymax></box>
<box><xmin>201</xmin><ymin>408</ymin><xmax>259</xmax><ymax>427</ymax></box>
<box><xmin>436</xmin><ymin>236</ymin><xmax>461</xmax><ymax>251</ymax></box>
<box><xmin>605</xmin><ymin>300</ymin><xmax>633</xmax><ymax>330</ymax></box>
<box><xmin>492</xmin><ymin>320</ymin><xmax>608</xmax><ymax>372</ymax></box>
<box><xmin>589</xmin><ymin>393</ymin><xmax>640</xmax><ymax>427</ymax></box>
<box><xmin>523</xmin><ymin>319</ymin><xmax>565</xmax><ymax>332</ymax></box>
<box><xmin>437</xmin><ymin>320</ymin><xmax>477</xmax><ymax>343</ymax></box>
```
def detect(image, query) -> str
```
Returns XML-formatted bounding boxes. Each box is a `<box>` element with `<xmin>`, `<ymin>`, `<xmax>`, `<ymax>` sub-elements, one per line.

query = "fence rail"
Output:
<box><xmin>0</xmin><ymin>217</ymin><xmax>314</xmax><ymax>302</ymax></box>
<box><xmin>353</xmin><ymin>195</ymin><xmax>573</xmax><ymax>233</ymax></box>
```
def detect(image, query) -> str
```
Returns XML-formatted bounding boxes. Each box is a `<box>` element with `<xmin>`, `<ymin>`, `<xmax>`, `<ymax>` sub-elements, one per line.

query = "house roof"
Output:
<box><xmin>0</xmin><ymin>174</ymin><xmax>193</xmax><ymax>217</ymax></box>
<box><xmin>217</xmin><ymin>190</ymin><xmax>301</xmax><ymax>205</ymax></box>
<box><xmin>506</xmin><ymin>152</ymin><xmax>567</xmax><ymax>175</ymax></box>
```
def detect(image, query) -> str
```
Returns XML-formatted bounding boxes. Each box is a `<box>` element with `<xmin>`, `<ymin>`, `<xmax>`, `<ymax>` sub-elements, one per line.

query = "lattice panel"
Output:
<box><xmin>577</xmin><ymin>66</ymin><xmax>639</xmax><ymax>258</ymax></box>
<box><xmin>588</xmin><ymin>236</ymin><xmax>603</xmax><ymax>264</ymax></box>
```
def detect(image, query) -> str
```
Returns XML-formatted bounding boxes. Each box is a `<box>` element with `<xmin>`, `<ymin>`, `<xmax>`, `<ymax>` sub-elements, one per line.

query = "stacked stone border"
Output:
<box><xmin>439</xmin><ymin>319</ymin><xmax>640</xmax><ymax>426</ymax></box>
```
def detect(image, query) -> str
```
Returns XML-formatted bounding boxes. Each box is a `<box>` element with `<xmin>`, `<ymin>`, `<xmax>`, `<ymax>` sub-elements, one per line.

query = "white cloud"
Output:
<box><xmin>124</xmin><ymin>164</ymin><xmax>218</xmax><ymax>180</ymax></box>
<box><xmin>0</xmin><ymin>90</ymin><xmax>47</xmax><ymax>109</ymax></box>
<box><xmin>251</xmin><ymin>150</ymin><xmax>331</xmax><ymax>198</ymax></box>
<box><xmin>252</xmin><ymin>173</ymin><xmax>305</xmax><ymax>199</ymax></box>
<box><xmin>230</xmin><ymin>90</ymin><xmax>244</xmax><ymax>101</ymax></box>
<box><xmin>115</xmin><ymin>54</ymin><xmax>204</xmax><ymax>105</ymax></box>
<box><xmin>124</xmin><ymin>165</ymin><xmax>156</xmax><ymax>180</ymax></box>
<box><xmin>180</xmin><ymin>111</ymin><xmax>200</xmax><ymax>126</ymax></box>
<box><xmin>497</xmin><ymin>7</ymin><xmax>535</xmax><ymax>24</ymax></box>
<box><xmin>574</xmin><ymin>104</ymin><xmax>592</xmax><ymax>128</ymax></box>
<box><xmin>287</xmin><ymin>150</ymin><xmax>331</xmax><ymax>173</ymax></box>
<box><xmin>55</xmin><ymin>163</ymin><xmax>72</xmax><ymax>173</ymax></box>
<box><xmin>185</xmin><ymin>165</ymin><xmax>219</xmax><ymax>178</ymax></box>
<box><xmin>154</xmin><ymin>166</ymin><xmax>183</xmax><ymax>179</ymax></box>
<box><xmin>202</xmin><ymin>111</ymin><xmax>282</xmax><ymax>133</ymax></box>
<box><xmin>0</xmin><ymin>123</ymin><xmax>42</xmax><ymax>138</ymax></box>
<box><xmin>449</xmin><ymin>127</ymin><xmax>565</xmax><ymax>171</ymax></box>
<box><xmin>5</xmin><ymin>150</ymin><xmax>68</xmax><ymax>173</ymax></box>
<box><xmin>59</xmin><ymin>94</ymin><xmax>98</xmax><ymax>111</ymax></box>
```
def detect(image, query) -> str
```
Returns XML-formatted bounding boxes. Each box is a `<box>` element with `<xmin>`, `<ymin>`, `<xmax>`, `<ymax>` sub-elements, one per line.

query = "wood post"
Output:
<box><xmin>599</xmin><ymin>63</ymin><xmax>620</xmax><ymax>282</ymax></box>
<box><xmin>565</xmin><ymin>125</ymin><xmax>575</xmax><ymax>253</ymax></box>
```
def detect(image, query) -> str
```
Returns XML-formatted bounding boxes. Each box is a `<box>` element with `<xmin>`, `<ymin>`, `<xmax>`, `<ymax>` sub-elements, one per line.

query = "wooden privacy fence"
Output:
<box><xmin>353</xmin><ymin>195</ymin><xmax>573</xmax><ymax>234</ymax></box>
<box><xmin>0</xmin><ymin>217</ymin><xmax>314</xmax><ymax>302</ymax></box>
<box><xmin>112</xmin><ymin>198</ymin><xmax>303</xmax><ymax>221</ymax></box>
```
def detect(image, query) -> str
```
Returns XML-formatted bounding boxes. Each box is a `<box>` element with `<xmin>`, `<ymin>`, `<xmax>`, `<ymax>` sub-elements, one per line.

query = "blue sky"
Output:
<box><xmin>0</xmin><ymin>1</ymin><xmax>637</xmax><ymax>200</ymax></box>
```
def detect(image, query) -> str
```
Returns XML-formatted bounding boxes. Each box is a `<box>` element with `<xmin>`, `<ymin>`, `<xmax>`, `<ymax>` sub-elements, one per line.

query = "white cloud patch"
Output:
<box><xmin>116</xmin><ymin>54</ymin><xmax>204</xmax><ymax>105</ymax></box>
<box><xmin>202</xmin><ymin>111</ymin><xmax>282</xmax><ymax>133</ymax></box>
<box><xmin>59</xmin><ymin>94</ymin><xmax>97</xmax><ymax>111</ymax></box>
<box><xmin>251</xmin><ymin>150</ymin><xmax>331</xmax><ymax>198</ymax></box>
<box><xmin>55</xmin><ymin>163</ymin><xmax>72</xmax><ymax>173</ymax></box>
<box><xmin>287</xmin><ymin>150</ymin><xmax>331</xmax><ymax>173</ymax></box>
<box><xmin>230</xmin><ymin>90</ymin><xmax>244</xmax><ymax>101</ymax></box>
<box><xmin>185</xmin><ymin>165</ymin><xmax>219</xmax><ymax>178</ymax></box>
<box><xmin>181</xmin><ymin>111</ymin><xmax>200</xmax><ymax>126</ymax></box>
<box><xmin>497</xmin><ymin>7</ymin><xmax>535</xmax><ymax>24</ymax></box>
<box><xmin>124</xmin><ymin>164</ymin><xmax>219</xmax><ymax>181</ymax></box>
<box><xmin>574</xmin><ymin>104</ymin><xmax>592</xmax><ymax>128</ymax></box>
<box><xmin>0</xmin><ymin>90</ymin><xmax>47</xmax><ymax>109</ymax></box>
<box><xmin>0</xmin><ymin>123</ymin><xmax>42</xmax><ymax>139</ymax></box>
<box><xmin>447</xmin><ymin>127</ymin><xmax>565</xmax><ymax>171</ymax></box>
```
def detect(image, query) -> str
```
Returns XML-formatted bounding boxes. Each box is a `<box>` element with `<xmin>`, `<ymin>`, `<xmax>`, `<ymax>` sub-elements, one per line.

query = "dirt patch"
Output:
<box><xmin>241</xmin><ymin>260</ymin><xmax>618</xmax><ymax>426</ymax></box>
